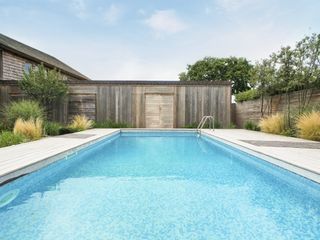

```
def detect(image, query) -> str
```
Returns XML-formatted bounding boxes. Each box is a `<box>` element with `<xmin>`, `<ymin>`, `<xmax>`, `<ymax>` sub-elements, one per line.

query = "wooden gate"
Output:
<box><xmin>145</xmin><ymin>94</ymin><xmax>174</xmax><ymax>128</ymax></box>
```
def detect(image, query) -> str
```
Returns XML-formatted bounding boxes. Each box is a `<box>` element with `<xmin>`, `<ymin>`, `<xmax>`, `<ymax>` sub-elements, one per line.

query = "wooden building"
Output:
<box><xmin>0</xmin><ymin>33</ymin><xmax>89</xmax><ymax>81</ymax></box>
<box><xmin>0</xmin><ymin>34</ymin><xmax>231</xmax><ymax>128</ymax></box>
<box><xmin>1</xmin><ymin>80</ymin><xmax>231</xmax><ymax>128</ymax></box>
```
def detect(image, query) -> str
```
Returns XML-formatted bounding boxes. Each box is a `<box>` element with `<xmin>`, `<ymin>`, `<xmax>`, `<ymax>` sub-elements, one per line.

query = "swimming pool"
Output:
<box><xmin>0</xmin><ymin>131</ymin><xmax>319</xmax><ymax>239</ymax></box>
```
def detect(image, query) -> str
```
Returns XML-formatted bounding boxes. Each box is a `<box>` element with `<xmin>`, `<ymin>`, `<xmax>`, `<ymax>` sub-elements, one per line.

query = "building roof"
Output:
<box><xmin>0</xmin><ymin>33</ymin><xmax>89</xmax><ymax>80</ymax></box>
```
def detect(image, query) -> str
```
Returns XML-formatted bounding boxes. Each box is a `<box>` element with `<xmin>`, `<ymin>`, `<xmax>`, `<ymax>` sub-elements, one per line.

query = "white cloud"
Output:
<box><xmin>145</xmin><ymin>10</ymin><xmax>187</xmax><ymax>35</ymax></box>
<box><xmin>205</xmin><ymin>7</ymin><xmax>212</xmax><ymax>15</ymax></box>
<box><xmin>137</xmin><ymin>9</ymin><xmax>146</xmax><ymax>16</ymax></box>
<box><xmin>104</xmin><ymin>4</ymin><xmax>123</xmax><ymax>25</ymax></box>
<box><xmin>216</xmin><ymin>0</ymin><xmax>262</xmax><ymax>11</ymax></box>
<box><xmin>70</xmin><ymin>0</ymin><xmax>87</xmax><ymax>19</ymax></box>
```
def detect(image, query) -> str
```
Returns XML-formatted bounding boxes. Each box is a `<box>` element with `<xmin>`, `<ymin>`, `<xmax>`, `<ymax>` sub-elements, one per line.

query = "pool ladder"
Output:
<box><xmin>197</xmin><ymin>116</ymin><xmax>214</xmax><ymax>135</ymax></box>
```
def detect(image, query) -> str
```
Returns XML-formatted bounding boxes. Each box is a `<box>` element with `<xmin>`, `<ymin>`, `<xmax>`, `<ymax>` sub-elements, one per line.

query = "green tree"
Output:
<box><xmin>249</xmin><ymin>59</ymin><xmax>277</xmax><ymax>116</ymax></box>
<box><xmin>19</xmin><ymin>64</ymin><xmax>68</xmax><ymax>107</ymax></box>
<box><xmin>293</xmin><ymin>33</ymin><xmax>320</xmax><ymax>112</ymax></box>
<box><xmin>179</xmin><ymin>57</ymin><xmax>253</xmax><ymax>94</ymax></box>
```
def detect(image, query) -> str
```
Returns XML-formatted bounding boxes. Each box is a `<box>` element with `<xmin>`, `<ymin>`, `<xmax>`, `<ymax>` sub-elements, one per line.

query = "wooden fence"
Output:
<box><xmin>235</xmin><ymin>89</ymin><xmax>320</xmax><ymax>127</ymax></box>
<box><xmin>0</xmin><ymin>80</ymin><xmax>231</xmax><ymax>128</ymax></box>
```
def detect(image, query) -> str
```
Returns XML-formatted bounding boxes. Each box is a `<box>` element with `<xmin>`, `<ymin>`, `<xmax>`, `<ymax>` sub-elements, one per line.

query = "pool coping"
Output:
<box><xmin>201</xmin><ymin>130</ymin><xmax>320</xmax><ymax>184</ymax></box>
<box><xmin>0</xmin><ymin>129</ymin><xmax>120</xmax><ymax>185</ymax></box>
<box><xmin>0</xmin><ymin>128</ymin><xmax>319</xmax><ymax>185</ymax></box>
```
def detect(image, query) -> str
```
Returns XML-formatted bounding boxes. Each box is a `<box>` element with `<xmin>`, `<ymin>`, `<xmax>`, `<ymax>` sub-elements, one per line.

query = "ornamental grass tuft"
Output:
<box><xmin>259</xmin><ymin>113</ymin><xmax>285</xmax><ymax>134</ymax></box>
<box><xmin>13</xmin><ymin>118</ymin><xmax>43</xmax><ymax>140</ymax></box>
<box><xmin>296</xmin><ymin>111</ymin><xmax>320</xmax><ymax>141</ymax></box>
<box><xmin>69</xmin><ymin>115</ymin><xmax>93</xmax><ymax>131</ymax></box>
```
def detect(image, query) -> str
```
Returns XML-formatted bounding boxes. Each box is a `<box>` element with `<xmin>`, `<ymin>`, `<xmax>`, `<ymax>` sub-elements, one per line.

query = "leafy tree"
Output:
<box><xmin>249</xmin><ymin>59</ymin><xmax>277</xmax><ymax>116</ymax></box>
<box><xmin>179</xmin><ymin>57</ymin><xmax>253</xmax><ymax>94</ymax></box>
<box><xmin>294</xmin><ymin>33</ymin><xmax>320</xmax><ymax>112</ymax></box>
<box><xmin>19</xmin><ymin>64</ymin><xmax>68</xmax><ymax>107</ymax></box>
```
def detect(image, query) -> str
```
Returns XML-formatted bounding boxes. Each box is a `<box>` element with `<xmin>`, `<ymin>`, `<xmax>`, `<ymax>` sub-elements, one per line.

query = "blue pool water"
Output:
<box><xmin>0</xmin><ymin>131</ymin><xmax>320</xmax><ymax>239</ymax></box>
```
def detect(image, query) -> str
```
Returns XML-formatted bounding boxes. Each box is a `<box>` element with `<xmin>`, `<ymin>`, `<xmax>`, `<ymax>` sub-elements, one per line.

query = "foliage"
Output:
<box><xmin>69</xmin><ymin>115</ymin><xmax>93</xmax><ymax>131</ymax></box>
<box><xmin>13</xmin><ymin>118</ymin><xmax>43</xmax><ymax>140</ymax></box>
<box><xmin>179</xmin><ymin>57</ymin><xmax>253</xmax><ymax>94</ymax></box>
<box><xmin>259</xmin><ymin>114</ymin><xmax>285</xmax><ymax>134</ymax></box>
<box><xmin>235</xmin><ymin>89</ymin><xmax>260</xmax><ymax>102</ymax></box>
<box><xmin>44</xmin><ymin>122</ymin><xmax>62</xmax><ymax>136</ymax></box>
<box><xmin>19</xmin><ymin>64</ymin><xmax>68</xmax><ymax>106</ymax></box>
<box><xmin>244</xmin><ymin>121</ymin><xmax>260</xmax><ymax>131</ymax></box>
<box><xmin>0</xmin><ymin>122</ymin><xmax>7</xmax><ymax>132</ymax></box>
<box><xmin>94</xmin><ymin>120</ymin><xmax>131</xmax><ymax>128</ymax></box>
<box><xmin>58</xmin><ymin>127</ymin><xmax>79</xmax><ymax>135</ymax></box>
<box><xmin>184</xmin><ymin>122</ymin><xmax>198</xmax><ymax>128</ymax></box>
<box><xmin>296</xmin><ymin>111</ymin><xmax>320</xmax><ymax>141</ymax></box>
<box><xmin>184</xmin><ymin>120</ymin><xmax>221</xmax><ymax>129</ymax></box>
<box><xmin>0</xmin><ymin>131</ymin><xmax>26</xmax><ymax>148</ymax></box>
<box><xmin>2</xmin><ymin>100</ymin><xmax>45</xmax><ymax>128</ymax></box>
<box><xmin>226</xmin><ymin>123</ymin><xmax>236</xmax><ymax>129</ymax></box>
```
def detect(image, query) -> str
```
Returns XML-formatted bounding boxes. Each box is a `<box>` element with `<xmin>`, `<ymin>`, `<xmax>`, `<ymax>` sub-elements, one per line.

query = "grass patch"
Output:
<box><xmin>2</xmin><ymin>100</ymin><xmax>44</xmax><ymax>128</ymax></box>
<box><xmin>13</xmin><ymin>118</ymin><xmax>43</xmax><ymax>140</ymax></box>
<box><xmin>0</xmin><ymin>131</ymin><xmax>27</xmax><ymax>148</ymax></box>
<box><xmin>259</xmin><ymin>114</ymin><xmax>285</xmax><ymax>134</ymax></box>
<box><xmin>244</xmin><ymin>121</ymin><xmax>260</xmax><ymax>131</ymax></box>
<box><xmin>44</xmin><ymin>122</ymin><xmax>63</xmax><ymax>136</ymax></box>
<box><xmin>69</xmin><ymin>115</ymin><xmax>93</xmax><ymax>131</ymax></box>
<box><xmin>94</xmin><ymin>120</ymin><xmax>131</xmax><ymax>128</ymax></box>
<box><xmin>296</xmin><ymin>111</ymin><xmax>320</xmax><ymax>141</ymax></box>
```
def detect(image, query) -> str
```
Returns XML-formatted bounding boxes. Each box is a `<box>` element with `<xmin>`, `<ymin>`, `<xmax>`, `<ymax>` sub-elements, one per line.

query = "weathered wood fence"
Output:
<box><xmin>0</xmin><ymin>80</ymin><xmax>231</xmax><ymax>128</ymax></box>
<box><xmin>235</xmin><ymin>89</ymin><xmax>320</xmax><ymax>127</ymax></box>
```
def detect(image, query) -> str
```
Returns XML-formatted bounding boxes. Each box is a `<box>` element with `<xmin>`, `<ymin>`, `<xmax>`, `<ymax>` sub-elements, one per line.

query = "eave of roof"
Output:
<box><xmin>0</xmin><ymin>33</ymin><xmax>90</xmax><ymax>80</ymax></box>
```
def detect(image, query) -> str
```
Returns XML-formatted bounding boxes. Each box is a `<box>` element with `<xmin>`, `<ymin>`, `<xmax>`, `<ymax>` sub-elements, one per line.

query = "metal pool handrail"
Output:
<box><xmin>197</xmin><ymin>115</ymin><xmax>214</xmax><ymax>135</ymax></box>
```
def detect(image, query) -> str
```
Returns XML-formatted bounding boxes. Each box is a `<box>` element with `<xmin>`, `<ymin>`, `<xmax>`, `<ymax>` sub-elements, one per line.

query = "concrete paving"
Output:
<box><xmin>202</xmin><ymin>129</ymin><xmax>320</xmax><ymax>183</ymax></box>
<box><xmin>0</xmin><ymin>128</ymin><xmax>319</xmax><ymax>185</ymax></box>
<box><xmin>0</xmin><ymin>129</ymin><xmax>119</xmax><ymax>184</ymax></box>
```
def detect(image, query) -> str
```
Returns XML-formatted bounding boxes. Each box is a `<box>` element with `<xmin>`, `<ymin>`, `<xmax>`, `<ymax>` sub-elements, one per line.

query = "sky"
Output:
<box><xmin>0</xmin><ymin>0</ymin><xmax>319</xmax><ymax>80</ymax></box>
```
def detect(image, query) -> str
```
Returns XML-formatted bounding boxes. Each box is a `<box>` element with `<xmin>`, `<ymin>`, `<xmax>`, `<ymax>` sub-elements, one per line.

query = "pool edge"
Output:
<box><xmin>201</xmin><ymin>131</ymin><xmax>320</xmax><ymax>184</ymax></box>
<box><xmin>0</xmin><ymin>130</ymin><xmax>120</xmax><ymax>185</ymax></box>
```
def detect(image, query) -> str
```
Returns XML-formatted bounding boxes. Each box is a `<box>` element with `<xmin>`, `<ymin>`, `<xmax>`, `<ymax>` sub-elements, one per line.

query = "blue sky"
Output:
<box><xmin>0</xmin><ymin>0</ymin><xmax>319</xmax><ymax>80</ymax></box>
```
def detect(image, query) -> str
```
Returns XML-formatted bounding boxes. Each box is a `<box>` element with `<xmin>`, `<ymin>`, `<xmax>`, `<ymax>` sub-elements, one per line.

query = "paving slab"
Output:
<box><xmin>202</xmin><ymin>129</ymin><xmax>320</xmax><ymax>183</ymax></box>
<box><xmin>0</xmin><ymin>129</ymin><xmax>119</xmax><ymax>184</ymax></box>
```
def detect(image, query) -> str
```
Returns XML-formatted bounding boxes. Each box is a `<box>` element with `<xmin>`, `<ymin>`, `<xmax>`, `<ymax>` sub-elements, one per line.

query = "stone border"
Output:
<box><xmin>202</xmin><ymin>131</ymin><xmax>320</xmax><ymax>184</ymax></box>
<box><xmin>0</xmin><ymin>130</ymin><xmax>120</xmax><ymax>185</ymax></box>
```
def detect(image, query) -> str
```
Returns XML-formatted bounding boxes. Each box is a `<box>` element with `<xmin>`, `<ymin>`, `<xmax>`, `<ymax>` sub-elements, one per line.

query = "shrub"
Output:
<box><xmin>259</xmin><ymin>113</ymin><xmax>285</xmax><ymax>134</ymax></box>
<box><xmin>19</xmin><ymin>64</ymin><xmax>68</xmax><ymax>106</ymax></box>
<box><xmin>13</xmin><ymin>118</ymin><xmax>43</xmax><ymax>140</ymax></box>
<box><xmin>214</xmin><ymin>120</ymin><xmax>222</xmax><ymax>129</ymax></box>
<box><xmin>184</xmin><ymin>120</ymin><xmax>221</xmax><ymax>129</ymax></box>
<box><xmin>0</xmin><ymin>122</ymin><xmax>7</xmax><ymax>132</ymax></box>
<box><xmin>244</xmin><ymin>121</ymin><xmax>260</xmax><ymax>131</ymax></box>
<box><xmin>94</xmin><ymin>120</ymin><xmax>131</xmax><ymax>128</ymax></box>
<box><xmin>184</xmin><ymin>122</ymin><xmax>198</xmax><ymax>128</ymax></box>
<box><xmin>58</xmin><ymin>127</ymin><xmax>78</xmax><ymax>135</ymax></box>
<box><xmin>235</xmin><ymin>89</ymin><xmax>260</xmax><ymax>103</ymax></box>
<box><xmin>69</xmin><ymin>115</ymin><xmax>93</xmax><ymax>131</ymax></box>
<box><xmin>296</xmin><ymin>111</ymin><xmax>320</xmax><ymax>141</ymax></box>
<box><xmin>0</xmin><ymin>131</ymin><xmax>26</xmax><ymax>148</ymax></box>
<box><xmin>227</xmin><ymin>123</ymin><xmax>236</xmax><ymax>129</ymax></box>
<box><xmin>44</xmin><ymin>122</ymin><xmax>62</xmax><ymax>136</ymax></box>
<box><xmin>2</xmin><ymin>100</ymin><xmax>45</xmax><ymax>128</ymax></box>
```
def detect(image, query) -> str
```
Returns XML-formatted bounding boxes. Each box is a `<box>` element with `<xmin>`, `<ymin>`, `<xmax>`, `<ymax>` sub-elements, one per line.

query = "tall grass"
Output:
<box><xmin>44</xmin><ymin>122</ymin><xmax>62</xmax><ymax>136</ymax></box>
<box><xmin>69</xmin><ymin>115</ymin><xmax>93</xmax><ymax>131</ymax></box>
<box><xmin>296</xmin><ymin>111</ymin><xmax>320</xmax><ymax>141</ymax></box>
<box><xmin>2</xmin><ymin>100</ymin><xmax>44</xmax><ymax>128</ymax></box>
<box><xmin>259</xmin><ymin>113</ymin><xmax>285</xmax><ymax>134</ymax></box>
<box><xmin>94</xmin><ymin>120</ymin><xmax>130</xmax><ymax>128</ymax></box>
<box><xmin>13</xmin><ymin>118</ymin><xmax>43</xmax><ymax>140</ymax></box>
<box><xmin>244</xmin><ymin>121</ymin><xmax>260</xmax><ymax>131</ymax></box>
<box><xmin>0</xmin><ymin>131</ymin><xmax>26</xmax><ymax>147</ymax></box>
